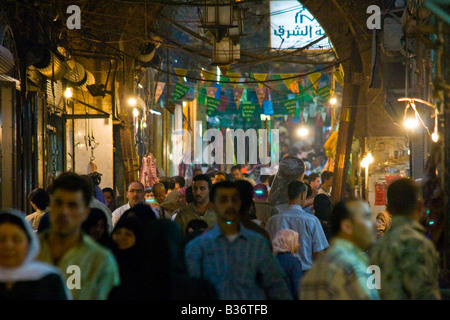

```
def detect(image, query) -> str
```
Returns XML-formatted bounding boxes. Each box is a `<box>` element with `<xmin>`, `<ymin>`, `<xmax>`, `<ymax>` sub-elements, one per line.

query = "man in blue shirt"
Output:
<box><xmin>266</xmin><ymin>180</ymin><xmax>329</xmax><ymax>271</ymax></box>
<box><xmin>185</xmin><ymin>181</ymin><xmax>292</xmax><ymax>300</ymax></box>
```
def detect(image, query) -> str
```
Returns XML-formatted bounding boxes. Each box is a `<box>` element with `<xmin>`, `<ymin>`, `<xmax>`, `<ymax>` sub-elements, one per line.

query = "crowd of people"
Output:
<box><xmin>0</xmin><ymin>153</ymin><xmax>443</xmax><ymax>300</ymax></box>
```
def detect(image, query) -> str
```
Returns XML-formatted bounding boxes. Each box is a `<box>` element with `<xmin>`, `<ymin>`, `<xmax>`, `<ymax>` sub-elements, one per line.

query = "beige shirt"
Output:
<box><xmin>26</xmin><ymin>209</ymin><xmax>47</xmax><ymax>232</ymax></box>
<box><xmin>174</xmin><ymin>203</ymin><xmax>216</xmax><ymax>234</ymax></box>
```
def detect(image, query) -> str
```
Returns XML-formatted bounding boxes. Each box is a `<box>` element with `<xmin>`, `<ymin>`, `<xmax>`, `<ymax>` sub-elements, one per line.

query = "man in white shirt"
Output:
<box><xmin>266</xmin><ymin>180</ymin><xmax>329</xmax><ymax>271</ymax></box>
<box><xmin>112</xmin><ymin>181</ymin><xmax>157</xmax><ymax>226</ymax></box>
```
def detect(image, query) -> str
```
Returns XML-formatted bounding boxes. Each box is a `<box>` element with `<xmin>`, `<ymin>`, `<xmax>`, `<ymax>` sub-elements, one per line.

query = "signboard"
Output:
<box><xmin>270</xmin><ymin>0</ymin><xmax>331</xmax><ymax>51</ymax></box>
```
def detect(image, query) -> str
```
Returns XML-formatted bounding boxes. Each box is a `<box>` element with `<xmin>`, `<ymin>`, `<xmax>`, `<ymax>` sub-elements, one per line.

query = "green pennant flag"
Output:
<box><xmin>173</xmin><ymin>82</ymin><xmax>190</xmax><ymax>101</ymax></box>
<box><xmin>198</xmin><ymin>86</ymin><xmax>207</xmax><ymax>105</ymax></box>
<box><xmin>207</xmin><ymin>96</ymin><xmax>221</xmax><ymax>115</ymax></box>
<box><xmin>316</xmin><ymin>85</ymin><xmax>331</xmax><ymax>100</ymax></box>
<box><xmin>282</xmin><ymin>99</ymin><xmax>297</xmax><ymax>117</ymax></box>
<box><xmin>242</xmin><ymin>102</ymin><xmax>256</xmax><ymax>122</ymax></box>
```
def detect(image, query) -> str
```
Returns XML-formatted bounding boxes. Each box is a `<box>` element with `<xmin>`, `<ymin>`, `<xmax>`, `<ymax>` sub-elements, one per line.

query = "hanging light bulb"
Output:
<box><xmin>404</xmin><ymin>118</ymin><xmax>419</xmax><ymax>129</ymax></box>
<box><xmin>133</xmin><ymin>108</ymin><xmax>139</xmax><ymax>117</ymax></box>
<box><xmin>64</xmin><ymin>87</ymin><xmax>73</xmax><ymax>98</ymax></box>
<box><xmin>431</xmin><ymin>132</ymin><xmax>439</xmax><ymax>142</ymax></box>
<box><xmin>329</xmin><ymin>97</ymin><xmax>337</xmax><ymax>105</ymax></box>
<box><xmin>366</xmin><ymin>152</ymin><xmax>373</xmax><ymax>164</ymax></box>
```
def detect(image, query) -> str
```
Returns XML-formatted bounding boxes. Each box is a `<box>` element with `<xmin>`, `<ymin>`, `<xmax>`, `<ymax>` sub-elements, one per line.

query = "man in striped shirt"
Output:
<box><xmin>185</xmin><ymin>181</ymin><xmax>292</xmax><ymax>300</ymax></box>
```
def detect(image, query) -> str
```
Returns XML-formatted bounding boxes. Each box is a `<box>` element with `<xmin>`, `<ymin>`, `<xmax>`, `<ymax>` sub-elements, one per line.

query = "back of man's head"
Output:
<box><xmin>387</xmin><ymin>178</ymin><xmax>421</xmax><ymax>217</ymax></box>
<box><xmin>321</xmin><ymin>171</ymin><xmax>333</xmax><ymax>184</ymax></box>
<box><xmin>193</xmin><ymin>174</ymin><xmax>212</xmax><ymax>190</ymax></box>
<box><xmin>51</xmin><ymin>172</ymin><xmax>93</xmax><ymax>207</ymax></box>
<box><xmin>287</xmin><ymin>180</ymin><xmax>307</xmax><ymax>202</ymax></box>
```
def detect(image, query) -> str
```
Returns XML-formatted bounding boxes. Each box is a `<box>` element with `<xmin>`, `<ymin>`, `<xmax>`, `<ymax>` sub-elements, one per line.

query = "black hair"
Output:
<box><xmin>387</xmin><ymin>178</ymin><xmax>421</xmax><ymax>217</ymax></box>
<box><xmin>235</xmin><ymin>180</ymin><xmax>254</xmax><ymax>215</ymax></box>
<box><xmin>81</xmin><ymin>208</ymin><xmax>109</xmax><ymax>246</ymax></box>
<box><xmin>152</xmin><ymin>182</ymin><xmax>166</xmax><ymax>193</ymax></box>
<box><xmin>158</xmin><ymin>177</ymin><xmax>175</xmax><ymax>191</ymax></box>
<box><xmin>308</xmin><ymin>173</ymin><xmax>320</xmax><ymax>184</ymax></box>
<box><xmin>0</xmin><ymin>211</ymin><xmax>31</xmax><ymax>241</ymax></box>
<box><xmin>321</xmin><ymin>171</ymin><xmax>334</xmax><ymax>183</ymax></box>
<box><xmin>120</xmin><ymin>203</ymin><xmax>157</xmax><ymax>228</ymax></box>
<box><xmin>210</xmin><ymin>180</ymin><xmax>238</xmax><ymax>203</ymax></box>
<box><xmin>287</xmin><ymin>180</ymin><xmax>307</xmax><ymax>201</ymax></box>
<box><xmin>230</xmin><ymin>165</ymin><xmax>241</xmax><ymax>172</ymax></box>
<box><xmin>50</xmin><ymin>172</ymin><xmax>93</xmax><ymax>207</ymax></box>
<box><xmin>185</xmin><ymin>219</ymin><xmax>208</xmax><ymax>233</ymax></box>
<box><xmin>193</xmin><ymin>174</ymin><xmax>212</xmax><ymax>190</ymax></box>
<box><xmin>185</xmin><ymin>186</ymin><xmax>194</xmax><ymax>204</ymax></box>
<box><xmin>172</xmin><ymin>176</ymin><xmax>186</xmax><ymax>188</ymax></box>
<box><xmin>28</xmin><ymin>188</ymin><xmax>50</xmax><ymax>211</ymax></box>
<box><xmin>330</xmin><ymin>200</ymin><xmax>354</xmax><ymax>236</ymax></box>
<box><xmin>102</xmin><ymin>187</ymin><xmax>115</xmax><ymax>199</ymax></box>
<box><xmin>305</xmin><ymin>183</ymin><xmax>313</xmax><ymax>198</ymax></box>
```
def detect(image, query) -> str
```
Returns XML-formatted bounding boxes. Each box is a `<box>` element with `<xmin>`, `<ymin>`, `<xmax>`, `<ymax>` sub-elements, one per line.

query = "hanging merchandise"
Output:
<box><xmin>140</xmin><ymin>153</ymin><xmax>159</xmax><ymax>187</ymax></box>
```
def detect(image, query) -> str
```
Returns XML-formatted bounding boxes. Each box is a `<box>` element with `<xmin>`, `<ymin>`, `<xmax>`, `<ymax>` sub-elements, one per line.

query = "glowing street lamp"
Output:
<box><xmin>297</xmin><ymin>127</ymin><xmax>309</xmax><ymax>137</ymax></box>
<box><xmin>128</xmin><ymin>97</ymin><xmax>137</xmax><ymax>106</ymax></box>
<box><xmin>133</xmin><ymin>108</ymin><xmax>139</xmax><ymax>118</ymax></box>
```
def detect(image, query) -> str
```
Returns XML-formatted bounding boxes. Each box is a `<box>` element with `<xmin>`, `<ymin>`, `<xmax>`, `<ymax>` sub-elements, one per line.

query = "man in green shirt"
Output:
<box><xmin>299</xmin><ymin>199</ymin><xmax>379</xmax><ymax>300</ymax></box>
<box><xmin>38</xmin><ymin>172</ymin><xmax>120</xmax><ymax>300</ymax></box>
<box><xmin>175</xmin><ymin>174</ymin><xmax>216</xmax><ymax>234</ymax></box>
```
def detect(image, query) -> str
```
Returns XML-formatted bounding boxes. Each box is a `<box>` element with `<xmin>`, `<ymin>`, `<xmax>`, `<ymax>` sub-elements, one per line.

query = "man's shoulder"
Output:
<box><xmin>112</xmin><ymin>204</ymin><xmax>129</xmax><ymax>215</ymax></box>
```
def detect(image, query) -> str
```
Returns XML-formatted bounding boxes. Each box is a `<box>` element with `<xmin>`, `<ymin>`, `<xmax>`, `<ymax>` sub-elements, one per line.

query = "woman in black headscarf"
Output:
<box><xmin>108</xmin><ymin>215</ymin><xmax>145</xmax><ymax>300</ymax></box>
<box><xmin>138</xmin><ymin>219</ymin><xmax>217</xmax><ymax>300</ymax></box>
<box><xmin>81</xmin><ymin>208</ymin><xmax>109</xmax><ymax>247</ymax></box>
<box><xmin>0</xmin><ymin>209</ymin><xmax>70</xmax><ymax>300</ymax></box>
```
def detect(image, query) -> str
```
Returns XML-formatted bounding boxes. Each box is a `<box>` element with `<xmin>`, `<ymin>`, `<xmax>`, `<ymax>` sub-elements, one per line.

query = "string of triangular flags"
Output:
<box><xmin>153</xmin><ymin>67</ymin><xmax>342</xmax><ymax>120</ymax></box>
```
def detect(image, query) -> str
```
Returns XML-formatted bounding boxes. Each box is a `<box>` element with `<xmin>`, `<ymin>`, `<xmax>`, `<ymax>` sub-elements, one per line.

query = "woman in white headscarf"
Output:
<box><xmin>272</xmin><ymin>229</ymin><xmax>303</xmax><ymax>299</ymax></box>
<box><xmin>0</xmin><ymin>209</ymin><xmax>71</xmax><ymax>300</ymax></box>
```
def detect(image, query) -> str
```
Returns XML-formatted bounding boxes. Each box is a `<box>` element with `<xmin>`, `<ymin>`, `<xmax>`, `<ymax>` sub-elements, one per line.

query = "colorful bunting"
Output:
<box><xmin>255</xmin><ymin>87</ymin><xmax>266</xmax><ymax>107</ymax></box>
<box><xmin>308</xmin><ymin>72</ymin><xmax>322</xmax><ymax>91</ymax></box>
<box><xmin>233</xmin><ymin>88</ymin><xmax>244</xmax><ymax>109</ymax></box>
<box><xmin>280</xmin><ymin>74</ymin><xmax>295</xmax><ymax>91</ymax></box>
<box><xmin>155</xmin><ymin>82</ymin><xmax>165</xmax><ymax>103</ymax></box>
<box><xmin>206</xmin><ymin>87</ymin><xmax>218</xmax><ymax>98</ymax></box>
<box><xmin>173</xmin><ymin>82</ymin><xmax>189</xmax><ymax>101</ymax></box>
<box><xmin>174</xmin><ymin>68</ymin><xmax>188</xmax><ymax>83</ymax></box>
<box><xmin>219</xmin><ymin>65</ymin><xmax>230</xmax><ymax>77</ymax></box>
<box><xmin>282</xmin><ymin>99</ymin><xmax>297</xmax><ymax>117</ymax></box>
<box><xmin>242</xmin><ymin>102</ymin><xmax>257</xmax><ymax>122</ymax></box>
<box><xmin>206</xmin><ymin>96</ymin><xmax>221</xmax><ymax>115</ymax></box>
<box><xmin>201</xmin><ymin>70</ymin><xmax>216</xmax><ymax>84</ymax></box>
<box><xmin>227</xmin><ymin>73</ymin><xmax>240</xmax><ymax>88</ymax></box>
<box><xmin>253</xmin><ymin>73</ymin><xmax>267</xmax><ymax>88</ymax></box>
